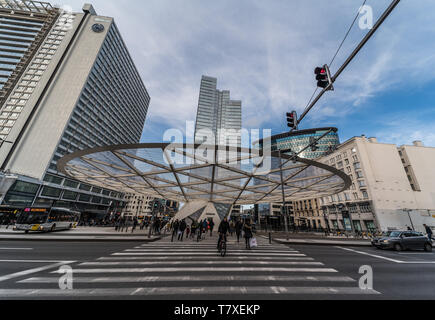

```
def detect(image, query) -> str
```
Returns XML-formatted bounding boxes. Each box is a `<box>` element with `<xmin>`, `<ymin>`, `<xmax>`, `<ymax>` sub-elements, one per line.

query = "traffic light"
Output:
<box><xmin>310</xmin><ymin>137</ymin><xmax>319</xmax><ymax>152</ymax></box>
<box><xmin>286</xmin><ymin>111</ymin><xmax>298</xmax><ymax>130</ymax></box>
<box><xmin>314</xmin><ymin>65</ymin><xmax>334</xmax><ymax>90</ymax></box>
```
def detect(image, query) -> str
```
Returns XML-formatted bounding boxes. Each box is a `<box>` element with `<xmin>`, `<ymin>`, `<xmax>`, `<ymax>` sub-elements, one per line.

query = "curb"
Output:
<box><xmin>0</xmin><ymin>235</ymin><xmax>164</xmax><ymax>242</ymax></box>
<box><xmin>262</xmin><ymin>236</ymin><xmax>372</xmax><ymax>247</ymax></box>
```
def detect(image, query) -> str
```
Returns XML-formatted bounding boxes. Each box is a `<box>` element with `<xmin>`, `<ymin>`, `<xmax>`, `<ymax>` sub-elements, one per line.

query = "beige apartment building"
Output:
<box><xmin>302</xmin><ymin>136</ymin><xmax>435</xmax><ymax>233</ymax></box>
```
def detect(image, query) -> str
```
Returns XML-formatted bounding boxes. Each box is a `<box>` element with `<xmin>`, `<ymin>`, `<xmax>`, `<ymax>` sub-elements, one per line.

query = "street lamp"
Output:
<box><xmin>403</xmin><ymin>209</ymin><xmax>415</xmax><ymax>231</ymax></box>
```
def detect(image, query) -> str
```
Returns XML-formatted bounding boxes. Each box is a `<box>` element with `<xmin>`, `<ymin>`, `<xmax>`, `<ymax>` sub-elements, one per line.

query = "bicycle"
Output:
<box><xmin>218</xmin><ymin>234</ymin><xmax>227</xmax><ymax>257</ymax></box>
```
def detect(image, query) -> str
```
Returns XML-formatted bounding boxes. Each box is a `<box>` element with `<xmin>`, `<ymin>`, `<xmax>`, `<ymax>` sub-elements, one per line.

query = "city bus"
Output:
<box><xmin>15</xmin><ymin>207</ymin><xmax>81</xmax><ymax>233</ymax></box>
<box><xmin>0</xmin><ymin>207</ymin><xmax>21</xmax><ymax>226</ymax></box>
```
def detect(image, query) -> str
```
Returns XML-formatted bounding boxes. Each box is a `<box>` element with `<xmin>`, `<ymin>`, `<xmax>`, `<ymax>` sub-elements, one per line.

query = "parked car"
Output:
<box><xmin>373</xmin><ymin>231</ymin><xmax>432</xmax><ymax>252</ymax></box>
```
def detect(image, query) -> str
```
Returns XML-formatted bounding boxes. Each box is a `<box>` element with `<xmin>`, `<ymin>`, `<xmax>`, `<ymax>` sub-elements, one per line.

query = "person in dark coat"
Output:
<box><xmin>217</xmin><ymin>218</ymin><xmax>230</xmax><ymax>249</ymax></box>
<box><xmin>424</xmin><ymin>224</ymin><xmax>433</xmax><ymax>241</ymax></box>
<box><xmin>171</xmin><ymin>220</ymin><xmax>180</xmax><ymax>242</ymax></box>
<box><xmin>243</xmin><ymin>219</ymin><xmax>253</xmax><ymax>250</ymax></box>
<box><xmin>235</xmin><ymin>219</ymin><xmax>243</xmax><ymax>243</ymax></box>
<box><xmin>178</xmin><ymin>220</ymin><xmax>187</xmax><ymax>241</ymax></box>
<box><xmin>209</xmin><ymin>219</ymin><xmax>215</xmax><ymax>237</ymax></box>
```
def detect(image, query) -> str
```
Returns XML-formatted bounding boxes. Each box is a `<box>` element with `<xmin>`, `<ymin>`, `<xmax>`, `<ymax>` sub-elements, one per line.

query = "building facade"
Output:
<box><xmin>194</xmin><ymin>75</ymin><xmax>242</xmax><ymax>147</ymax></box>
<box><xmin>0</xmin><ymin>2</ymin><xmax>150</xmax><ymax>214</ymax></box>
<box><xmin>121</xmin><ymin>193</ymin><xmax>180</xmax><ymax>220</ymax></box>
<box><xmin>318</xmin><ymin>137</ymin><xmax>435</xmax><ymax>234</ymax></box>
<box><xmin>254</xmin><ymin>128</ymin><xmax>340</xmax><ymax>226</ymax></box>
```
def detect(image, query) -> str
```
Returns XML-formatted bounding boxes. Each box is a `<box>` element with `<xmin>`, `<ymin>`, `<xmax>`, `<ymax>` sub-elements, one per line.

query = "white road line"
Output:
<box><xmin>78</xmin><ymin>261</ymin><xmax>324</xmax><ymax>267</ymax></box>
<box><xmin>19</xmin><ymin>275</ymin><xmax>356</xmax><ymax>284</ymax></box>
<box><xmin>97</xmin><ymin>256</ymin><xmax>314</xmax><ymax>261</ymax></box>
<box><xmin>51</xmin><ymin>267</ymin><xmax>338</xmax><ymax>274</ymax></box>
<box><xmin>0</xmin><ymin>286</ymin><xmax>379</xmax><ymax>297</ymax></box>
<box><xmin>0</xmin><ymin>261</ymin><xmax>75</xmax><ymax>283</ymax></box>
<box><xmin>0</xmin><ymin>248</ymin><xmax>33</xmax><ymax>250</ymax></box>
<box><xmin>336</xmin><ymin>247</ymin><xmax>404</xmax><ymax>263</ymax></box>
<box><xmin>124</xmin><ymin>249</ymin><xmax>301</xmax><ymax>254</ymax></box>
<box><xmin>0</xmin><ymin>260</ymin><xmax>68</xmax><ymax>263</ymax></box>
<box><xmin>112</xmin><ymin>252</ymin><xmax>307</xmax><ymax>257</ymax></box>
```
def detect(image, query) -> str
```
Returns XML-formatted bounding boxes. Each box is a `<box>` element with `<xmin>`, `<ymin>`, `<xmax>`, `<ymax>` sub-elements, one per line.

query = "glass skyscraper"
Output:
<box><xmin>194</xmin><ymin>75</ymin><xmax>242</xmax><ymax>147</ymax></box>
<box><xmin>0</xmin><ymin>2</ymin><xmax>150</xmax><ymax>215</ymax></box>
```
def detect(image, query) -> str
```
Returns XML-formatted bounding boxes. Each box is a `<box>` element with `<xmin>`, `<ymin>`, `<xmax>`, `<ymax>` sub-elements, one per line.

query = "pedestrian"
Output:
<box><xmin>124</xmin><ymin>218</ymin><xmax>130</xmax><ymax>233</ymax></box>
<box><xmin>178</xmin><ymin>219</ymin><xmax>187</xmax><ymax>241</ymax></box>
<box><xmin>209</xmin><ymin>219</ymin><xmax>215</xmax><ymax>237</ymax></box>
<box><xmin>235</xmin><ymin>218</ymin><xmax>243</xmax><ymax>243</ymax></box>
<box><xmin>186</xmin><ymin>225</ymin><xmax>190</xmax><ymax>239</ymax></box>
<box><xmin>424</xmin><ymin>224</ymin><xmax>433</xmax><ymax>241</ymax></box>
<box><xmin>191</xmin><ymin>221</ymin><xmax>197</xmax><ymax>239</ymax></box>
<box><xmin>171</xmin><ymin>220</ymin><xmax>180</xmax><ymax>242</ymax></box>
<box><xmin>243</xmin><ymin>218</ymin><xmax>253</xmax><ymax>250</ymax></box>
<box><xmin>132</xmin><ymin>217</ymin><xmax>138</xmax><ymax>233</ymax></box>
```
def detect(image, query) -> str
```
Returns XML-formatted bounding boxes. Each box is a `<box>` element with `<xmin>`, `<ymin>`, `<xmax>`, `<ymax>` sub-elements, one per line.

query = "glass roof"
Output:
<box><xmin>58</xmin><ymin>143</ymin><xmax>351</xmax><ymax>205</ymax></box>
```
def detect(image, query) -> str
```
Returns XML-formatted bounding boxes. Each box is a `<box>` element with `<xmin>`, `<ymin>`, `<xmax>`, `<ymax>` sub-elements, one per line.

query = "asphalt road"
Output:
<box><xmin>0</xmin><ymin>236</ymin><xmax>434</xmax><ymax>300</ymax></box>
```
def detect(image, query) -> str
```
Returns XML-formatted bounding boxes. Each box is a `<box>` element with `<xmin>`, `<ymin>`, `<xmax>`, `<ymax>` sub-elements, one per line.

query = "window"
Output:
<box><xmin>354</xmin><ymin>162</ymin><xmax>361</xmax><ymax>170</ymax></box>
<box><xmin>362</xmin><ymin>191</ymin><xmax>369</xmax><ymax>199</ymax></box>
<box><xmin>359</xmin><ymin>180</ymin><xmax>367</xmax><ymax>188</ymax></box>
<box><xmin>10</xmin><ymin>181</ymin><xmax>39</xmax><ymax>195</ymax></box>
<box><xmin>43</xmin><ymin>174</ymin><xmax>63</xmax><ymax>185</ymax></box>
<box><xmin>353</xmin><ymin>193</ymin><xmax>359</xmax><ymax>200</ymax></box>
<box><xmin>356</xmin><ymin>171</ymin><xmax>364</xmax><ymax>179</ymax></box>
<box><xmin>62</xmin><ymin>191</ymin><xmax>78</xmax><ymax>201</ymax></box>
<box><xmin>79</xmin><ymin>184</ymin><xmax>92</xmax><ymax>192</ymax></box>
<box><xmin>64</xmin><ymin>180</ymin><xmax>79</xmax><ymax>188</ymax></box>
<box><xmin>41</xmin><ymin>186</ymin><xmax>61</xmax><ymax>198</ymax></box>
<box><xmin>78</xmin><ymin>194</ymin><xmax>91</xmax><ymax>202</ymax></box>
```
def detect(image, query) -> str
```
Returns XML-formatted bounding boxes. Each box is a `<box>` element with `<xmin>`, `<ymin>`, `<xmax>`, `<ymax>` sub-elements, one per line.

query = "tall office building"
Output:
<box><xmin>0</xmin><ymin>1</ymin><xmax>150</xmax><ymax>215</ymax></box>
<box><xmin>194</xmin><ymin>76</ymin><xmax>242</xmax><ymax>147</ymax></box>
<box><xmin>190</xmin><ymin>75</ymin><xmax>242</xmax><ymax>221</ymax></box>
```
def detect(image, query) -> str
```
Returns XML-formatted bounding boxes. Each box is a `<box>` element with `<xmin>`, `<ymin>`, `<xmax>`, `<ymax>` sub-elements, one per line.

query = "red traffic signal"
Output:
<box><xmin>314</xmin><ymin>65</ymin><xmax>333</xmax><ymax>90</ymax></box>
<box><xmin>286</xmin><ymin>111</ymin><xmax>297</xmax><ymax>130</ymax></box>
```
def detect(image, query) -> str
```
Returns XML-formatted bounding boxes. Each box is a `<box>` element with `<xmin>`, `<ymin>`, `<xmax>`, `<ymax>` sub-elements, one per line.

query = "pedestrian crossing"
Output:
<box><xmin>3</xmin><ymin>235</ymin><xmax>381</xmax><ymax>298</ymax></box>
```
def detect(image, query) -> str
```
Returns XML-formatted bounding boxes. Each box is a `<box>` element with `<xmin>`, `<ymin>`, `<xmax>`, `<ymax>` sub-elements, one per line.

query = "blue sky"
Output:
<box><xmin>61</xmin><ymin>0</ymin><xmax>435</xmax><ymax>147</ymax></box>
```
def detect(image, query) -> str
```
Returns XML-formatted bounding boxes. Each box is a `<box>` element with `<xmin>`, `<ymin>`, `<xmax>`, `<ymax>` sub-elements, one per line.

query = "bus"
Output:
<box><xmin>15</xmin><ymin>207</ymin><xmax>81</xmax><ymax>233</ymax></box>
<box><xmin>0</xmin><ymin>207</ymin><xmax>21</xmax><ymax>226</ymax></box>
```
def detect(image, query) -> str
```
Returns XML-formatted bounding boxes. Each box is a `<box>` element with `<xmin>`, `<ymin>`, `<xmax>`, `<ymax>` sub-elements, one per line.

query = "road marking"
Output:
<box><xmin>19</xmin><ymin>275</ymin><xmax>356</xmax><ymax>284</ymax></box>
<box><xmin>97</xmin><ymin>256</ymin><xmax>314</xmax><ymax>261</ymax></box>
<box><xmin>0</xmin><ymin>248</ymin><xmax>33</xmax><ymax>250</ymax></box>
<box><xmin>0</xmin><ymin>260</ymin><xmax>68</xmax><ymax>263</ymax></box>
<box><xmin>51</xmin><ymin>267</ymin><xmax>338</xmax><ymax>274</ymax></box>
<box><xmin>0</xmin><ymin>261</ymin><xmax>75</xmax><ymax>283</ymax></box>
<box><xmin>125</xmin><ymin>249</ymin><xmax>301</xmax><ymax>254</ymax></box>
<box><xmin>112</xmin><ymin>252</ymin><xmax>307</xmax><ymax>257</ymax></box>
<box><xmin>336</xmin><ymin>247</ymin><xmax>404</xmax><ymax>263</ymax></box>
<box><xmin>0</xmin><ymin>286</ymin><xmax>379</xmax><ymax>297</ymax></box>
<box><xmin>78</xmin><ymin>261</ymin><xmax>324</xmax><ymax>267</ymax></box>
<box><xmin>337</xmin><ymin>247</ymin><xmax>435</xmax><ymax>264</ymax></box>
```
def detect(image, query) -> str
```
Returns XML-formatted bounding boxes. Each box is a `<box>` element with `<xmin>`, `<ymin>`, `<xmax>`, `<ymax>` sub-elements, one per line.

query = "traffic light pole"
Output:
<box><xmin>278</xmin><ymin>149</ymin><xmax>290</xmax><ymax>240</ymax></box>
<box><xmin>297</xmin><ymin>0</ymin><xmax>401</xmax><ymax>127</ymax></box>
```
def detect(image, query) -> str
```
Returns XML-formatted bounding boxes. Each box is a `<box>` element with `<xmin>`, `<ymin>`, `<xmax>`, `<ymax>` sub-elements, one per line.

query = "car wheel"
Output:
<box><xmin>424</xmin><ymin>243</ymin><xmax>433</xmax><ymax>252</ymax></box>
<box><xmin>394</xmin><ymin>244</ymin><xmax>403</xmax><ymax>252</ymax></box>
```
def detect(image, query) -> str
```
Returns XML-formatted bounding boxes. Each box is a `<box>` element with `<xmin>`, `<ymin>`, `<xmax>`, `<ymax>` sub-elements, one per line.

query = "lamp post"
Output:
<box><xmin>403</xmin><ymin>209</ymin><xmax>415</xmax><ymax>231</ymax></box>
<box><xmin>278</xmin><ymin>149</ymin><xmax>289</xmax><ymax>240</ymax></box>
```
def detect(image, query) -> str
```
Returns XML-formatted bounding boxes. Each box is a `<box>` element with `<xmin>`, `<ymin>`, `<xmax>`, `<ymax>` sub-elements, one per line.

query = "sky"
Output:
<box><xmin>60</xmin><ymin>0</ymin><xmax>435</xmax><ymax>147</ymax></box>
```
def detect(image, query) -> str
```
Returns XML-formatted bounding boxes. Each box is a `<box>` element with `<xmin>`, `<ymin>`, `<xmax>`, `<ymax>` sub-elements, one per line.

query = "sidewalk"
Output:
<box><xmin>0</xmin><ymin>226</ymin><xmax>165</xmax><ymax>242</ymax></box>
<box><xmin>257</xmin><ymin>232</ymin><xmax>372</xmax><ymax>247</ymax></box>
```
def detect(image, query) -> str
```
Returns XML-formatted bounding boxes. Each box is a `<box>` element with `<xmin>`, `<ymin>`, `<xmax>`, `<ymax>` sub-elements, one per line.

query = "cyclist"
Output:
<box><xmin>217</xmin><ymin>217</ymin><xmax>230</xmax><ymax>250</ymax></box>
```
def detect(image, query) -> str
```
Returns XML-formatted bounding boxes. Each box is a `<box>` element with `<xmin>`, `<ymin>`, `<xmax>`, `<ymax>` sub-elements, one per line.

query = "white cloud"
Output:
<box><xmin>59</xmin><ymin>0</ymin><xmax>435</xmax><ymax>144</ymax></box>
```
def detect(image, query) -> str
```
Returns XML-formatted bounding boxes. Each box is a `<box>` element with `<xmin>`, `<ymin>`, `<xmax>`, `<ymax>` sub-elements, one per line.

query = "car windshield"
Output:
<box><xmin>382</xmin><ymin>231</ymin><xmax>392</xmax><ymax>237</ymax></box>
<box><xmin>389</xmin><ymin>231</ymin><xmax>402</xmax><ymax>238</ymax></box>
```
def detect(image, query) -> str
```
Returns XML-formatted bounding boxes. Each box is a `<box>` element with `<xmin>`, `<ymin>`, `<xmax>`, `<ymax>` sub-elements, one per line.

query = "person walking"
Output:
<box><xmin>217</xmin><ymin>217</ymin><xmax>230</xmax><ymax>250</ymax></box>
<box><xmin>178</xmin><ymin>219</ymin><xmax>187</xmax><ymax>241</ymax></box>
<box><xmin>209</xmin><ymin>219</ymin><xmax>215</xmax><ymax>237</ymax></box>
<box><xmin>171</xmin><ymin>219</ymin><xmax>179</xmax><ymax>242</ymax></box>
<box><xmin>424</xmin><ymin>224</ymin><xmax>433</xmax><ymax>241</ymax></box>
<box><xmin>131</xmin><ymin>217</ymin><xmax>138</xmax><ymax>233</ymax></box>
<box><xmin>235</xmin><ymin>219</ymin><xmax>243</xmax><ymax>243</ymax></box>
<box><xmin>186</xmin><ymin>224</ymin><xmax>190</xmax><ymax>239</ymax></box>
<box><xmin>243</xmin><ymin>219</ymin><xmax>253</xmax><ymax>250</ymax></box>
<box><xmin>191</xmin><ymin>220</ymin><xmax>197</xmax><ymax>239</ymax></box>
<box><xmin>202</xmin><ymin>219</ymin><xmax>208</xmax><ymax>239</ymax></box>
